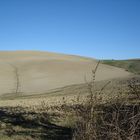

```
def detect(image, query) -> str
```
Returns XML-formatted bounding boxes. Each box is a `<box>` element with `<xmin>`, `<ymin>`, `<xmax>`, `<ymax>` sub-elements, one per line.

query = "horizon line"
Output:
<box><xmin>0</xmin><ymin>49</ymin><xmax>139</xmax><ymax>60</ymax></box>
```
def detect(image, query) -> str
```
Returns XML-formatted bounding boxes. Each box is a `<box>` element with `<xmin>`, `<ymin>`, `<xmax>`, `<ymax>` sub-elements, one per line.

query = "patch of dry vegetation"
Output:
<box><xmin>0</xmin><ymin>77</ymin><xmax>139</xmax><ymax>140</ymax></box>
<box><xmin>0</xmin><ymin>62</ymin><xmax>139</xmax><ymax>140</ymax></box>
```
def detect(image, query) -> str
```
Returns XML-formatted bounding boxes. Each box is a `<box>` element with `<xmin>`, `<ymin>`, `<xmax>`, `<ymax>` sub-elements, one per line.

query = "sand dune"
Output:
<box><xmin>0</xmin><ymin>51</ymin><xmax>131</xmax><ymax>96</ymax></box>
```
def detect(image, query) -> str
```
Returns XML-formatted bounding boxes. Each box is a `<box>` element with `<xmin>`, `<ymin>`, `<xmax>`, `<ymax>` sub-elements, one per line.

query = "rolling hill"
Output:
<box><xmin>102</xmin><ymin>59</ymin><xmax>140</xmax><ymax>75</ymax></box>
<box><xmin>0</xmin><ymin>51</ymin><xmax>131</xmax><ymax>96</ymax></box>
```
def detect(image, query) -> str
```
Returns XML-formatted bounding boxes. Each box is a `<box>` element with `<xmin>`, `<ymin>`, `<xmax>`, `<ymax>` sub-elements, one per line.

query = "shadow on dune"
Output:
<box><xmin>0</xmin><ymin>106</ymin><xmax>72</xmax><ymax>140</ymax></box>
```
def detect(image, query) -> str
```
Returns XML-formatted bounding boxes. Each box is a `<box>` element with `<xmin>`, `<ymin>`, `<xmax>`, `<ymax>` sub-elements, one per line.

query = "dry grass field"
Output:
<box><xmin>0</xmin><ymin>51</ymin><xmax>139</xmax><ymax>140</ymax></box>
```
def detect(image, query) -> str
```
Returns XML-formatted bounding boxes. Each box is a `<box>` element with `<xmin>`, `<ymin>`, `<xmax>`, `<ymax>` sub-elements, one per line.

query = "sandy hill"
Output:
<box><xmin>0</xmin><ymin>51</ymin><xmax>131</xmax><ymax>96</ymax></box>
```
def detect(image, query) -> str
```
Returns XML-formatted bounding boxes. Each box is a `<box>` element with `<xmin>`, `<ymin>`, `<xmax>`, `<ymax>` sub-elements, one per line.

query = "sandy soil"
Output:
<box><xmin>0</xmin><ymin>51</ymin><xmax>131</xmax><ymax>96</ymax></box>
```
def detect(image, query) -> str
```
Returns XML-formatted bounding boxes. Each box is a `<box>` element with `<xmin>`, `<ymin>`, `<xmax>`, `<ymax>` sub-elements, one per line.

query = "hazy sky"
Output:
<box><xmin>0</xmin><ymin>0</ymin><xmax>139</xmax><ymax>59</ymax></box>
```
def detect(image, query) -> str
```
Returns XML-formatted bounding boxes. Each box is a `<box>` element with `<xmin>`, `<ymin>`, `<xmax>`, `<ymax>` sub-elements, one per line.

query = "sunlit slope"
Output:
<box><xmin>0</xmin><ymin>51</ymin><xmax>131</xmax><ymax>95</ymax></box>
<box><xmin>102</xmin><ymin>59</ymin><xmax>140</xmax><ymax>75</ymax></box>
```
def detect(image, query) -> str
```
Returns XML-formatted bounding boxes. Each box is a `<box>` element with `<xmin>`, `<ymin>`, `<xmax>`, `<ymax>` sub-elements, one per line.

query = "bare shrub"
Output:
<box><xmin>70</xmin><ymin>89</ymin><xmax>140</xmax><ymax>140</ymax></box>
<box><xmin>128</xmin><ymin>78</ymin><xmax>140</xmax><ymax>99</ymax></box>
<box><xmin>57</xmin><ymin>61</ymin><xmax>140</xmax><ymax>140</ymax></box>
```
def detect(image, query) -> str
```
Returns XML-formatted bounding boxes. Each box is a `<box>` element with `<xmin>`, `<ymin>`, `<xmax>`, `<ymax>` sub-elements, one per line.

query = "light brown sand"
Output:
<box><xmin>0</xmin><ymin>51</ymin><xmax>131</xmax><ymax>96</ymax></box>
